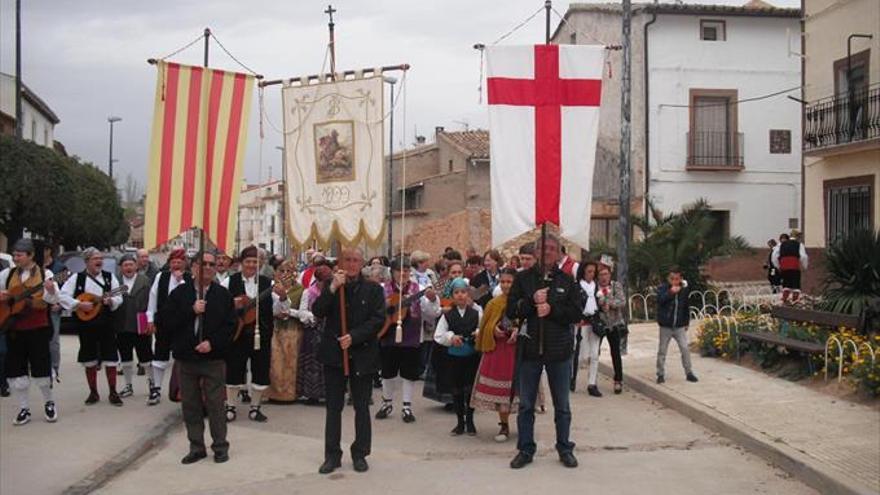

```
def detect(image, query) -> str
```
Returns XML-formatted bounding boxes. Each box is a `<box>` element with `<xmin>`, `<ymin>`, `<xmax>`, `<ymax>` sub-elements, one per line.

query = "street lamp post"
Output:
<box><xmin>275</xmin><ymin>145</ymin><xmax>288</xmax><ymax>257</ymax></box>
<box><xmin>107</xmin><ymin>116</ymin><xmax>122</xmax><ymax>180</ymax></box>
<box><xmin>384</xmin><ymin>76</ymin><xmax>397</xmax><ymax>259</ymax></box>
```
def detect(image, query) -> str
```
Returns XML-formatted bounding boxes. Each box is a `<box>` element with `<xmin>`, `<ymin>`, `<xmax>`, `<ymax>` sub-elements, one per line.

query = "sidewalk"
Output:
<box><xmin>600</xmin><ymin>322</ymin><xmax>880</xmax><ymax>495</ymax></box>
<box><xmin>0</xmin><ymin>335</ymin><xmax>179</xmax><ymax>495</ymax></box>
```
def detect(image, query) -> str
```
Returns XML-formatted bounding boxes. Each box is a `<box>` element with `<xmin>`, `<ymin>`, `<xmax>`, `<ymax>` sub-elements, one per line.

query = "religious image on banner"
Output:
<box><xmin>282</xmin><ymin>76</ymin><xmax>384</xmax><ymax>247</ymax></box>
<box><xmin>487</xmin><ymin>44</ymin><xmax>604</xmax><ymax>249</ymax></box>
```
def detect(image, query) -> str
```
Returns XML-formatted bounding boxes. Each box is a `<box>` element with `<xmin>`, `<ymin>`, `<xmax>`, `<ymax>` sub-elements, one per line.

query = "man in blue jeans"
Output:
<box><xmin>506</xmin><ymin>234</ymin><xmax>584</xmax><ymax>469</ymax></box>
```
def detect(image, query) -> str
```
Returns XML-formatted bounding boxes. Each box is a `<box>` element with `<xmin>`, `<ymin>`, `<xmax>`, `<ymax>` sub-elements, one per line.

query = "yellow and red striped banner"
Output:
<box><xmin>144</xmin><ymin>61</ymin><xmax>254</xmax><ymax>253</ymax></box>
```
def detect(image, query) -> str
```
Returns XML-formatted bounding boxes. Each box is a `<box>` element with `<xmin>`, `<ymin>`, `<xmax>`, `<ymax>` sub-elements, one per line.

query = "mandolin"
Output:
<box><xmin>75</xmin><ymin>284</ymin><xmax>129</xmax><ymax>322</ymax></box>
<box><xmin>378</xmin><ymin>287</ymin><xmax>430</xmax><ymax>339</ymax></box>
<box><xmin>0</xmin><ymin>269</ymin><xmax>71</xmax><ymax>328</ymax></box>
<box><xmin>232</xmin><ymin>272</ymin><xmax>297</xmax><ymax>341</ymax></box>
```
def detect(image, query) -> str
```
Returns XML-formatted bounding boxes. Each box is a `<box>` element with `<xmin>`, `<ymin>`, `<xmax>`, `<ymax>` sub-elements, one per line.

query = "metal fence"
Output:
<box><xmin>686</xmin><ymin>131</ymin><xmax>744</xmax><ymax>168</ymax></box>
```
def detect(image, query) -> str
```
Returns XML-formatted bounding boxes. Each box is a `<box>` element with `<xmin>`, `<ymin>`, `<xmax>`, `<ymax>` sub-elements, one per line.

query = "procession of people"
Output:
<box><xmin>0</xmin><ymin>235</ymin><xmax>701</xmax><ymax>474</ymax></box>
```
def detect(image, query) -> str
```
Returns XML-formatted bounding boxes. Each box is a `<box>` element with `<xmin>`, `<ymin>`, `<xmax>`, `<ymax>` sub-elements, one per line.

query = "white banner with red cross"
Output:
<box><xmin>487</xmin><ymin>44</ymin><xmax>604</xmax><ymax>248</ymax></box>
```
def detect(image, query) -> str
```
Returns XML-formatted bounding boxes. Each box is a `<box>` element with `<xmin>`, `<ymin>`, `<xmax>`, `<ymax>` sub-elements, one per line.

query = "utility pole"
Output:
<box><xmin>14</xmin><ymin>0</ymin><xmax>23</xmax><ymax>139</ymax></box>
<box><xmin>108</xmin><ymin>116</ymin><xmax>122</xmax><ymax>180</ymax></box>
<box><xmin>617</xmin><ymin>0</ymin><xmax>632</xmax><ymax>310</ymax></box>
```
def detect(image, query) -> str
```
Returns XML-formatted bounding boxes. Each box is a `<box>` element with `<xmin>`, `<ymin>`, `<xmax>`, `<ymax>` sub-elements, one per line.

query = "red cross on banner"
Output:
<box><xmin>487</xmin><ymin>44</ymin><xmax>605</xmax><ymax>248</ymax></box>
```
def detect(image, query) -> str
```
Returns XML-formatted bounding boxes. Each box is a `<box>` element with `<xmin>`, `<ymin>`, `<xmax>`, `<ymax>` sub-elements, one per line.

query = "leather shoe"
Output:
<box><xmin>353</xmin><ymin>457</ymin><xmax>369</xmax><ymax>473</ymax></box>
<box><xmin>319</xmin><ymin>458</ymin><xmax>341</xmax><ymax>474</ymax></box>
<box><xmin>559</xmin><ymin>452</ymin><xmax>579</xmax><ymax>468</ymax></box>
<box><xmin>509</xmin><ymin>452</ymin><xmax>533</xmax><ymax>469</ymax></box>
<box><xmin>181</xmin><ymin>451</ymin><xmax>207</xmax><ymax>465</ymax></box>
<box><xmin>214</xmin><ymin>452</ymin><xmax>229</xmax><ymax>463</ymax></box>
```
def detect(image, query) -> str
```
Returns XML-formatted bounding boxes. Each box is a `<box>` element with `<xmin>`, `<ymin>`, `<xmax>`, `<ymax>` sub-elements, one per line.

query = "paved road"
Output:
<box><xmin>97</xmin><ymin>375</ymin><xmax>814</xmax><ymax>495</ymax></box>
<box><xmin>0</xmin><ymin>335</ymin><xmax>178</xmax><ymax>495</ymax></box>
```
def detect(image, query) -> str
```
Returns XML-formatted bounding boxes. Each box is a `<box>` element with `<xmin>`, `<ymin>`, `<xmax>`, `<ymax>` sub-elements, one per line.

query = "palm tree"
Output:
<box><xmin>627</xmin><ymin>198</ymin><xmax>750</xmax><ymax>293</ymax></box>
<box><xmin>821</xmin><ymin>229</ymin><xmax>880</xmax><ymax>331</ymax></box>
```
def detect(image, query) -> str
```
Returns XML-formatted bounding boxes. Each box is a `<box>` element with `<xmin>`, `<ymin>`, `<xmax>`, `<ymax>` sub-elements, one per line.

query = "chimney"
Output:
<box><xmin>434</xmin><ymin>126</ymin><xmax>445</xmax><ymax>140</ymax></box>
<box><xmin>415</xmin><ymin>135</ymin><xmax>426</xmax><ymax>145</ymax></box>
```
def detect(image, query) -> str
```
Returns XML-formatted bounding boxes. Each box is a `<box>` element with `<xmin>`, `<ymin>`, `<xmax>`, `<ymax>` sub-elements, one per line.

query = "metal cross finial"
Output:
<box><xmin>325</xmin><ymin>4</ymin><xmax>336</xmax><ymax>24</ymax></box>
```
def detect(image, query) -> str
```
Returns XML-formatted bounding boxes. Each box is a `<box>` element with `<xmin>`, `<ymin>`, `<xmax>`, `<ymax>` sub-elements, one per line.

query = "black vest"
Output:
<box><xmin>227</xmin><ymin>272</ymin><xmax>273</xmax><ymax>334</ymax></box>
<box><xmin>446</xmin><ymin>306</ymin><xmax>479</xmax><ymax>338</ymax></box>
<box><xmin>779</xmin><ymin>240</ymin><xmax>800</xmax><ymax>257</ymax></box>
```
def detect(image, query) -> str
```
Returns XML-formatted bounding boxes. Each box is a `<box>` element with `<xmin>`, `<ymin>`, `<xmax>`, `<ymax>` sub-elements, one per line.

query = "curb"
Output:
<box><xmin>598</xmin><ymin>362</ymin><xmax>878</xmax><ymax>495</ymax></box>
<box><xmin>62</xmin><ymin>408</ymin><xmax>182</xmax><ymax>495</ymax></box>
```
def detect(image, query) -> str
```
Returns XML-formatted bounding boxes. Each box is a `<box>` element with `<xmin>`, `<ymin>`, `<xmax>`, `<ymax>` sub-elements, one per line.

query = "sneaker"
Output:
<box><xmin>147</xmin><ymin>387</ymin><xmax>161</xmax><ymax>406</ymax></box>
<box><xmin>686</xmin><ymin>373</ymin><xmax>699</xmax><ymax>383</ymax></box>
<box><xmin>85</xmin><ymin>391</ymin><xmax>100</xmax><ymax>405</ymax></box>
<box><xmin>225</xmin><ymin>405</ymin><xmax>237</xmax><ymax>422</ymax></box>
<box><xmin>494</xmin><ymin>423</ymin><xmax>509</xmax><ymax>443</ymax></box>
<box><xmin>402</xmin><ymin>407</ymin><xmax>416</xmax><ymax>423</ymax></box>
<box><xmin>375</xmin><ymin>401</ymin><xmax>393</xmax><ymax>420</ymax></box>
<box><xmin>108</xmin><ymin>391</ymin><xmax>124</xmax><ymax>406</ymax></box>
<box><xmin>44</xmin><ymin>401</ymin><xmax>58</xmax><ymax>423</ymax></box>
<box><xmin>119</xmin><ymin>384</ymin><xmax>134</xmax><ymax>398</ymax></box>
<box><xmin>248</xmin><ymin>407</ymin><xmax>268</xmax><ymax>422</ymax></box>
<box><xmin>13</xmin><ymin>408</ymin><xmax>31</xmax><ymax>426</ymax></box>
<box><xmin>352</xmin><ymin>457</ymin><xmax>369</xmax><ymax>473</ymax></box>
<box><xmin>656</xmin><ymin>375</ymin><xmax>665</xmax><ymax>384</ymax></box>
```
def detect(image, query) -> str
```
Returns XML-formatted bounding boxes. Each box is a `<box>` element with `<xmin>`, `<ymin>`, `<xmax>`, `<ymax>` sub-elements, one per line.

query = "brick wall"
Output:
<box><xmin>703</xmin><ymin>248</ymin><xmax>827</xmax><ymax>295</ymax></box>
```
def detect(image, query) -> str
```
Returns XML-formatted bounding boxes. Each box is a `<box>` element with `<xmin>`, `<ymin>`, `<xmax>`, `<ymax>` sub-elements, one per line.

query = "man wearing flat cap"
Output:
<box><xmin>115</xmin><ymin>253</ymin><xmax>152</xmax><ymax>399</ymax></box>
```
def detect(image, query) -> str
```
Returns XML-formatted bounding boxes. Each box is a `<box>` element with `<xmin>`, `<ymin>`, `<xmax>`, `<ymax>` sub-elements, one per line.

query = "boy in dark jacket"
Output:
<box><xmin>655</xmin><ymin>267</ymin><xmax>697</xmax><ymax>384</ymax></box>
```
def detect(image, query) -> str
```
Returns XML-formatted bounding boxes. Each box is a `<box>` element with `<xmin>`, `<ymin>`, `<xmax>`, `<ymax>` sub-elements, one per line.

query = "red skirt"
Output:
<box><xmin>471</xmin><ymin>337</ymin><xmax>517</xmax><ymax>412</ymax></box>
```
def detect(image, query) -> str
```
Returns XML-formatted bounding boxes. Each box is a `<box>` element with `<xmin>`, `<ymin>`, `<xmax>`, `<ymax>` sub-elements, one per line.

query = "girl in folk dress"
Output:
<box><xmin>471</xmin><ymin>268</ymin><xmax>518</xmax><ymax>442</ymax></box>
<box><xmin>268</xmin><ymin>262</ymin><xmax>313</xmax><ymax>402</ymax></box>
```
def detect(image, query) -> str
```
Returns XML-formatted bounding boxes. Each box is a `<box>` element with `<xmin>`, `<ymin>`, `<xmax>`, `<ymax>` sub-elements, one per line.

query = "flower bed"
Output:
<box><xmin>696</xmin><ymin>313</ymin><xmax>880</xmax><ymax>397</ymax></box>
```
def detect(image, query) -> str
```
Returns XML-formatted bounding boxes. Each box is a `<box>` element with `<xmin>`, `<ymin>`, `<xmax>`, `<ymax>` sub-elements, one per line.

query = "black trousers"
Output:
<box><xmin>117</xmin><ymin>332</ymin><xmax>154</xmax><ymax>364</ymax></box>
<box><xmin>77</xmin><ymin>316</ymin><xmax>117</xmax><ymax>364</ymax></box>
<box><xmin>447</xmin><ymin>353</ymin><xmax>480</xmax><ymax>417</ymax></box>
<box><xmin>604</xmin><ymin>331</ymin><xmax>624</xmax><ymax>382</ymax></box>
<box><xmin>225</xmin><ymin>330</ymin><xmax>271</xmax><ymax>387</ymax></box>
<box><xmin>5</xmin><ymin>327</ymin><xmax>52</xmax><ymax>379</ymax></box>
<box><xmin>179</xmin><ymin>359</ymin><xmax>228</xmax><ymax>456</ymax></box>
<box><xmin>324</xmin><ymin>365</ymin><xmax>373</xmax><ymax>462</ymax></box>
<box><xmin>153</xmin><ymin>326</ymin><xmax>172</xmax><ymax>362</ymax></box>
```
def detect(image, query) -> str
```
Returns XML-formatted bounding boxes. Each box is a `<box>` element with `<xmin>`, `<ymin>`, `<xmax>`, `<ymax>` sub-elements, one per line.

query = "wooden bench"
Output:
<box><xmin>736</xmin><ymin>306</ymin><xmax>861</xmax><ymax>374</ymax></box>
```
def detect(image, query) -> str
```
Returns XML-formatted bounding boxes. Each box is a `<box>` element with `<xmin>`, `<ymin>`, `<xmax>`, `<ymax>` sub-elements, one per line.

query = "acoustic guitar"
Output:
<box><xmin>0</xmin><ymin>269</ymin><xmax>71</xmax><ymax>329</ymax></box>
<box><xmin>75</xmin><ymin>285</ymin><xmax>129</xmax><ymax>322</ymax></box>
<box><xmin>378</xmin><ymin>287</ymin><xmax>430</xmax><ymax>339</ymax></box>
<box><xmin>232</xmin><ymin>272</ymin><xmax>297</xmax><ymax>341</ymax></box>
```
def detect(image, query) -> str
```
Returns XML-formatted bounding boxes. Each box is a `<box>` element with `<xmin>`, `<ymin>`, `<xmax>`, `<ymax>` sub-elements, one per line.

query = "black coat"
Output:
<box><xmin>469</xmin><ymin>270</ymin><xmax>498</xmax><ymax>308</ymax></box>
<box><xmin>656</xmin><ymin>283</ymin><xmax>690</xmax><ymax>328</ymax></box>
<box><xmin>506</xmin><ymin>265</ymin><xmax>583</xmax><ymax>362</ymax></box>
<box><xmin>312</xmin><ymin>276</ymin><xmax>385</xmax><ymax>376</ymax></box>
<box><xmin>162</xmin><ymin>281</ymin><xmax>235</xmax><ymax>362</ymax></box>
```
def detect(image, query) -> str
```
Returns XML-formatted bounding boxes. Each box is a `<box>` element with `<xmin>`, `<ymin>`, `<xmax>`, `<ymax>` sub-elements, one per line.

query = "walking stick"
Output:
<box><xmin>570</xmin><ymin>326</ymin><xmax>583</xmax><ymax>392</ymax></box>
<box><xmin>340</xmin><ymin>282</ymin><xmax>350</xmax><ymax>377</ymax></box>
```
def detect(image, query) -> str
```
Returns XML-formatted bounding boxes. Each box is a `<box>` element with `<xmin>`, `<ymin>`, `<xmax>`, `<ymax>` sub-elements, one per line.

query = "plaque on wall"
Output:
<box><xmin>770</xmin><ymin>129</ymin><xmax>791</xmax><ymax>154</ymax></box>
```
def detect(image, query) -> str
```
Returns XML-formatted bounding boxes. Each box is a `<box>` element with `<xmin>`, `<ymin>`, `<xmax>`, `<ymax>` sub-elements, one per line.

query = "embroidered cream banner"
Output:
<box><xmin>282</xmin><ymin>76</ymin><xmax>385</xmax><ymax>247</ymax></box>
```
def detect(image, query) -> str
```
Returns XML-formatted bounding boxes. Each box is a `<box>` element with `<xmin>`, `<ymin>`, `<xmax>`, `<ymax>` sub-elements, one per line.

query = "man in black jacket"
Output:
<box><xmin>162</xmin><ymin>251</ymin><xmax>235</xmax><ymax>465</ymax></box>
<box><xmin>506</xmin><ymin>234</ymin><xmax>583</xmax><ymax>470</ymax></box>
<box><xmin>312</xmin><ymin>247</ymin><xmax>385</xmax><ymax>475</ymax></box>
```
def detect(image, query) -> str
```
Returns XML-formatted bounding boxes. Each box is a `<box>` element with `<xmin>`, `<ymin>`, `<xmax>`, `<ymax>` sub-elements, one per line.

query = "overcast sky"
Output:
<box><xmin>0</xmin><ymin>0</ymin><xmax>798</xmax><ymax>190</ymax></box>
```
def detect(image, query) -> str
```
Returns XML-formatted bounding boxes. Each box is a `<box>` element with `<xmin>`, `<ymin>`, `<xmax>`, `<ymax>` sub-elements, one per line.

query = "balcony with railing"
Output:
<box><xmin>686</xmin><ymin>131</ymin><xmax>744</xmax><ymax>170</ymax></box>
<box><xmin>804</xmin><ymin>84</ymin><xmax>880</xmax><ymax>155</ymax></box>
